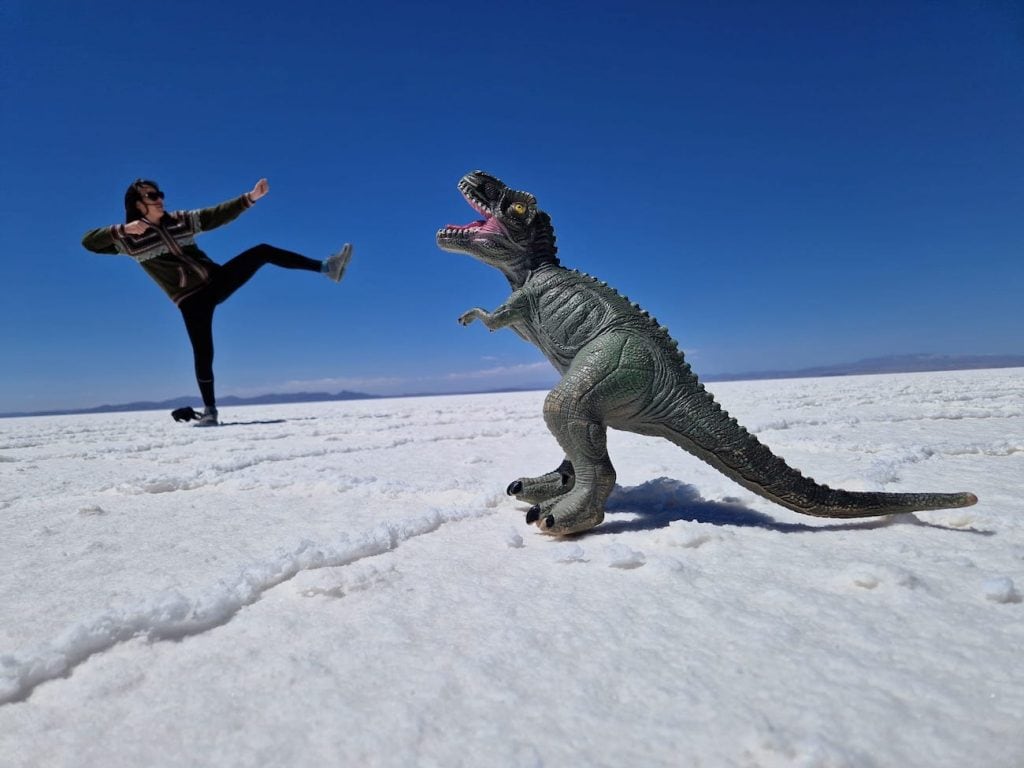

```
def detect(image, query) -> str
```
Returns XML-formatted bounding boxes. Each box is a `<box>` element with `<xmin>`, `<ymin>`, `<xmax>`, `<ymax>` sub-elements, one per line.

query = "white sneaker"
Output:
<box><xmin>194</xmin><ymin>406</ymin><xmax>219</xmax><ymax>427</ymax></box>
<box><xmin>324</xmin><ymin>243</ymin><xmax>353</xmax><ymax>283</ymax></box>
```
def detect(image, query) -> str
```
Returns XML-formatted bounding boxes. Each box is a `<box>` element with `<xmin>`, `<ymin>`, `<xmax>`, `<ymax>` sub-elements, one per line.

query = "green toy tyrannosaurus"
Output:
<box><xmin>437</xmin><ymin>171</ymin><xmax>977</xmax><ymax>535</ymax></box>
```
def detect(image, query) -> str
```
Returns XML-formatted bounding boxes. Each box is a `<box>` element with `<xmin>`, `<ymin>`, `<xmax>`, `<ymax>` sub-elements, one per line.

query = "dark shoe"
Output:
<box><xmin>172</xmin><ymin>406</ymin><xmax>201</xmax><ymax>422</ymax></box>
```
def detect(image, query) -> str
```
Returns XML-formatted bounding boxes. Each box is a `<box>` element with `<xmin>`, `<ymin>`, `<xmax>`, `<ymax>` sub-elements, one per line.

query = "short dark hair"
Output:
<box><xmin>124</xmin><ymin>178</ymin><xmax>161</xmax><ymax>222</ymax></box>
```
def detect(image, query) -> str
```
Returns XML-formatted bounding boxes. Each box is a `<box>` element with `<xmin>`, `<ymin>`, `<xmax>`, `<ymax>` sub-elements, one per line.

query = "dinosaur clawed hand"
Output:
<box><xmin>458</xmin><ymin>308</ymin><xmax>485</xmax><ymax>327</ymax></box>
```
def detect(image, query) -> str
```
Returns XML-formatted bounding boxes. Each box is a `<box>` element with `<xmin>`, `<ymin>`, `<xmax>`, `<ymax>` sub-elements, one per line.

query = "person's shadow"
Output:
<box><xmin>218</xmin><ymin>419</ymin><xmax>288</xmax><ymax>427</ymax></box>
<box><xmin>577</xmin><ymin>477</ymin><xmax>992</xmax><ymax>537</ymax></box>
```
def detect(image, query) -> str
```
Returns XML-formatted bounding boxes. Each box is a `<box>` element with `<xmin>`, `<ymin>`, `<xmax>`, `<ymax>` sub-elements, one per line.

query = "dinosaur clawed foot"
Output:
<box><xmin>524</xmin><ymin>505</ymin><xmax>557</xmax><ymax>531</ymax></box>
<box><xmin>507</xmin><ymin>461</ymin><xmax>575</xmax><ymax>505</ymax></box>
<box><xmin>525</xmin><ymin>488</ymin><xmax>606</xmax><ymax>536</ymax></box>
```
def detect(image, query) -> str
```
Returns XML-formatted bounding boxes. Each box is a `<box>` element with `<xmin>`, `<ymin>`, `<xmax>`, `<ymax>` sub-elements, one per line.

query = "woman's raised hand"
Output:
<box><xmin>249</xmin><ymin>178</ymin><xmax>270</xmax><ymax>201</ymax></box>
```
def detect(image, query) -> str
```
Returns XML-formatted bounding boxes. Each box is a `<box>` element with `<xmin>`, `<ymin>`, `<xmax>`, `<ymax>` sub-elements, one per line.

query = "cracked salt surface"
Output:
<box><xmin>1</xmin><ymin>370</ymin><xmax>1022</xmax><ymax>767</ymax></box>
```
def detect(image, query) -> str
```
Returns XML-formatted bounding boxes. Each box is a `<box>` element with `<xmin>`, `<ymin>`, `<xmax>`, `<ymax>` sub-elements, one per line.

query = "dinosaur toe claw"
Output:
<box><xmin>507</xmin><ymin>481</ymin><xmax>523</xmax><ymax>496</ymax></box>
<box><xmin>544</xmin><ymin>515</ymin><xmax>555</xmax><ymax>529</ymax></box>
<box><xmin>526</xmin><ymin>506</ymin><xmax>540</xmax><ymax>524</ymax></box>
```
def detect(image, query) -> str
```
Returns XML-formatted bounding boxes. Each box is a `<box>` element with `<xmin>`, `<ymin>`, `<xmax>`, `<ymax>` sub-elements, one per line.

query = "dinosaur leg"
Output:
<box><xmin>529</xmin><ymin>385</ymin><xmax>615</xmax><ymax>535</ymax></box>
<box><xmin>527</xmin><ymin>335</ymin><xmax>655</xmax><ymax>535</ymax></box>
<box><xmin>507</xmin><ymin>459</ymin><xmax>575</xmax><ymax>504</ymax></box>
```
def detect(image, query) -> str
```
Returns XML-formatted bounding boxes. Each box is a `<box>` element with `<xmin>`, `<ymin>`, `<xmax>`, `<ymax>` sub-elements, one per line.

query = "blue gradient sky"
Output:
<box><xmin>1</xmin><ymin>1</ymin><xmax>1022</xmax><ymax>413</ymax></box>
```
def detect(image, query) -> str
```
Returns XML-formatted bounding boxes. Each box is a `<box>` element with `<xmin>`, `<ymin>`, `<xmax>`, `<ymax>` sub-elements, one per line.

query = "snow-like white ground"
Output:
<box><xmin>1</xmin><ymin>368</ymin><xmax>1021</xmax><ymax>767</ymax></box>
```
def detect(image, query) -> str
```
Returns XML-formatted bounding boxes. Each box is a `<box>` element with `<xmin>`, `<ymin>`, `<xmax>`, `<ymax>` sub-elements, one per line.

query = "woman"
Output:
<box><xmin>82</xmin><ymin>177</ymin><xmax>352</xmax><ymax>427</ymax></box>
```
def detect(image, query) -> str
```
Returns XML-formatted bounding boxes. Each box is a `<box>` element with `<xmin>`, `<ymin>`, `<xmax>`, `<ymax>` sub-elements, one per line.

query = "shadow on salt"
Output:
<box><xmin>585</xmin><ymin>478</ymin><xmax>994</xmax><ymax>537</ymax></box>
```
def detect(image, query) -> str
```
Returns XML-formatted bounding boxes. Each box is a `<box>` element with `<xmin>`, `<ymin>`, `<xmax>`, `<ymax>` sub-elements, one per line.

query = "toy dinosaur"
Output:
<box><xmin>437</xmin><ymin>171</ymin><xmax>978</xmax><ymax>535</ymax></box>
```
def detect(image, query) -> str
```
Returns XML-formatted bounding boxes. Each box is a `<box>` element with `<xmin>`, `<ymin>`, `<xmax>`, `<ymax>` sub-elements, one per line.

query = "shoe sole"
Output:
<box><xmin>329</xmin><ymin>244</ymin><xmax>353</xmax><ymax>282</ymax></box>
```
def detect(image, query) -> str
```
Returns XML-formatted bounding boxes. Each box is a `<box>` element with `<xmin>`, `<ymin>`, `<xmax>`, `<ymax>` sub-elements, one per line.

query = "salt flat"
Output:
<box><xmin>1</xmin><ymin>368</ymin><xmax>1022</xmax><ymax>767</ymax></box>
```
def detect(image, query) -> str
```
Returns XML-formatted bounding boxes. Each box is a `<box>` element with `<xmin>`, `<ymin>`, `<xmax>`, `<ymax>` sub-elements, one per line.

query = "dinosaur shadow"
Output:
<box><xmin>569</xmin><ymin>477</ymin><xmax>993</xmax><ymax>537</ymax></box>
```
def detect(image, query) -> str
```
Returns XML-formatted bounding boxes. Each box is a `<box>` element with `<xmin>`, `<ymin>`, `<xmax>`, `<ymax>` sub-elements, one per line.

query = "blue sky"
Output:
<box><xmin>1</xmin><ymin>1</ymin><xmax>1021</xmax><ymax>413</ymax></box>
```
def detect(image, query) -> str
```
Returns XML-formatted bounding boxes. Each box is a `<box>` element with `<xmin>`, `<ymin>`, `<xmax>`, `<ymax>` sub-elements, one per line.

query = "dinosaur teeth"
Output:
<box><xmin>444</xmin><ymin>220</ymin><xmax>486</xmax><ymax>231</ymax></box>
<box><xmin>458</xmin><ymin>183</ymin><xmax>494</xmax><ymax>219</ymax></box>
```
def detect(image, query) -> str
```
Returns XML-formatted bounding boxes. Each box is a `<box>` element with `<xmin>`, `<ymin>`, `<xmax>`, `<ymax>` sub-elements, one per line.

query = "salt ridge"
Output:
<box><xmin>0</xmin><ymin>502</ymin><xmax>494</xmax><ymax>704</ymax></box>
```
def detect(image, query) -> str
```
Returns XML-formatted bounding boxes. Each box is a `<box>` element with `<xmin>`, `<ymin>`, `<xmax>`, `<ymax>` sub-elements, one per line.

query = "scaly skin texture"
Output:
<box><xmin>436</xmin><ymin>171</ymin><xmax>978</xmax><ymax>535</ymax></box>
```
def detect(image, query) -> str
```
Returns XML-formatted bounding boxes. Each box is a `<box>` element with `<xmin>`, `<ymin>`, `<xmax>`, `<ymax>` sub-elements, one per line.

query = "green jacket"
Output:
<box><xmin>82</xmin><ymin>194</ymin><xmax>254</xmax><ymax>305</ymax></box>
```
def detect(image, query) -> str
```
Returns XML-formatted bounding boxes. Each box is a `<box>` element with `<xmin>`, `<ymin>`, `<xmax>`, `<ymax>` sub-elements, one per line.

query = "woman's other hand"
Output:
<box><xmin>124</xmin><ymin>220</ymin><xmax>151</xmax><ymax>236</ymax></box>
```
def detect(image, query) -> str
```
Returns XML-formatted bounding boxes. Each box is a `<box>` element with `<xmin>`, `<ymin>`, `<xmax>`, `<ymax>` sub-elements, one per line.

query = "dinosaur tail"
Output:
<box><xmin>652</xmin><ymin>372</ymin><xmax>977</xmax><ymax>519</ymax></box>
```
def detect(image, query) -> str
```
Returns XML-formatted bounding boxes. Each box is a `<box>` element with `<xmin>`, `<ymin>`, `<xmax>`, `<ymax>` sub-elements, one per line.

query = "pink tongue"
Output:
<box><xmin>446</xmin><ymin>219</ymin><xmax>486</xmax><ymax>230</ymax></box>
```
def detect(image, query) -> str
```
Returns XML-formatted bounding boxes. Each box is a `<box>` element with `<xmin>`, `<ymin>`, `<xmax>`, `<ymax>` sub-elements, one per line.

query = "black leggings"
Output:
<box><xmin>178</xmin><ymin>244</ymin><xmax>322</xmax><ymax>407</ymax></box>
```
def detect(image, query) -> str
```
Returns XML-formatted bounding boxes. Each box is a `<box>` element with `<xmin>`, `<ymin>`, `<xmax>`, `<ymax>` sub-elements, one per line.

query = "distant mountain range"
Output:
<box><xmin>702</xmin><ymin>353</ymin><xmax>1024</xmax><ymax>382</ymax></box>
<box><xmin>0</xmin><ymin>391</ymin><xmax>378</xmax><ymax>419</ymax></box>
<box><xmin>2</xmin><ymin>354</ymin><xmax>1022</xmax><ymax>418</ymax></box>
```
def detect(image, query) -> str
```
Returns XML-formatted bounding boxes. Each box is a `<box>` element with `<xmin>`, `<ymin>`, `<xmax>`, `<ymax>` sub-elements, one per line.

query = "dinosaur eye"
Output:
<box><xmin>509</xmin><ymin>202</ymin><xmax>527</xmax><ymax>215</ymax></box>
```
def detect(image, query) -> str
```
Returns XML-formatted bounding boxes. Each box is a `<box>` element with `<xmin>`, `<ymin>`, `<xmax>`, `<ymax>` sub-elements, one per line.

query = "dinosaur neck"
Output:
<box><xmin>500</xmin><ymin>258</ymin><xmax>537</xmax><ymax>290</ymax></box>
<box><xmin>506</xmin><ymin>261</ymin><xmax>560</xmax><ymax>290</ymax></box>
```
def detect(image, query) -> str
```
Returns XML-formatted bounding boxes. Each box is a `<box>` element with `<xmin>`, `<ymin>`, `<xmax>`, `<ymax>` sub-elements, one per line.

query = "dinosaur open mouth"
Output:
<box><xmin>438</xmin><ymin>181</ymin><xmax>507</xmax><ymax>241</ymax></box>
<box><xmin>438</xmin><ymin>216</ymin><xmax>508</xmax><ymax>239</ymax></box>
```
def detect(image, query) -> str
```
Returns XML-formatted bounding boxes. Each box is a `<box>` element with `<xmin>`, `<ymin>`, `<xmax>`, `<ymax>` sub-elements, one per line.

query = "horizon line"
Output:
<box><xmin>3</xmin><ymin>354</ymin><xmax>1023</xmax><ymax>420</ymax></box>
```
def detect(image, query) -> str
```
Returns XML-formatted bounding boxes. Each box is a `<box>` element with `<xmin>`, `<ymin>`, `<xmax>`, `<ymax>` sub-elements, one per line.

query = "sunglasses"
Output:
<box><xmin>140</xmin><ymin>190</ymin><xmax>165</xmax><ymax>202</ymax></box>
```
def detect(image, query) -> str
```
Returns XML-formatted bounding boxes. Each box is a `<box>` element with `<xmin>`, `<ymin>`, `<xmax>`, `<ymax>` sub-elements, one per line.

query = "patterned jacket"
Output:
<box><xmin>82</xmin><ymin>194</ymin><xmax>254</xmax><ymax>305</ymax></box>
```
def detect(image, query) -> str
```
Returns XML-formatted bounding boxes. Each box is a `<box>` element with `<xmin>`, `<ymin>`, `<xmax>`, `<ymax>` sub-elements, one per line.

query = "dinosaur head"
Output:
<box><xmin>437</xmin><ymin>171</ymin><xmax>558</xmax><ymax>285</ymax></box>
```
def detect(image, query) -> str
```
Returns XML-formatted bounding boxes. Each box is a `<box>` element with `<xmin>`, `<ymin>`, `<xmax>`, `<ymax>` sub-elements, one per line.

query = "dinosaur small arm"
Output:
<box><xmin>436</xmin><ymin>170</ymin><xmax>978</xmax><ymax>535</ymax></box>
